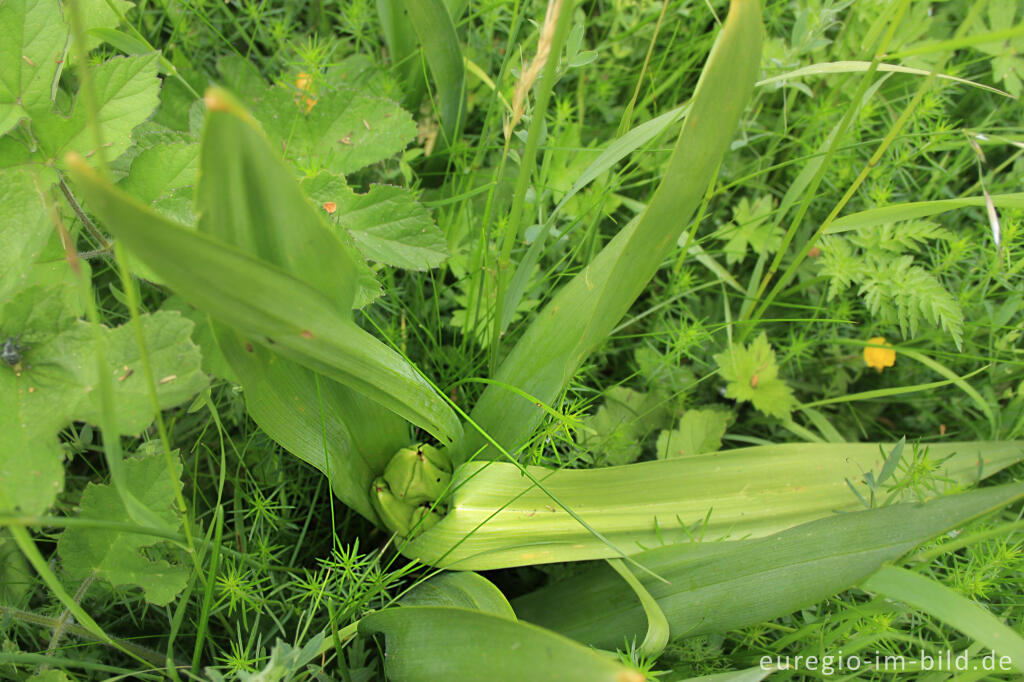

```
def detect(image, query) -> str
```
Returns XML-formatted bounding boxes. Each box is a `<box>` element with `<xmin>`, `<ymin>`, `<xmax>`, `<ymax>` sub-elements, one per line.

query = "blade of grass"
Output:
<box><xmin>861</xmin><ymin>565</ymin><xmax>1024</xmax><ymax>673</ymax></box>
<box><xmin>745</xmin><ymin>0</ymin><xmax>990</xmax><ymax>335</ymax></box>
<box><xmin>757</xmin><ymin>61</ymin><xmax>1014</xmax><ymax>98</ymax></box>
<box><xmin>825</xmin><ymin>193</ymin><xmax>1024</xmax><ymax>234</ymax></box>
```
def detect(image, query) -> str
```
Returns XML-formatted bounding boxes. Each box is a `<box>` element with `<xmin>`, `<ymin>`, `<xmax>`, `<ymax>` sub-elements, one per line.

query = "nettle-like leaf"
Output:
<box><xmin>0</xmin><ymin>284</ymin><xmax>207</xmax><ymax>515</ymax></box>
<box><xmin>0</xmin><ymin>0</ymin><xmax>69</xmax><ymax>136</ymax></box>
<box><xmin>119</xmin><ymin>142</ymin><xmax>198</xmax><ymax>206</ymax></box>
<box><xmin>715</xmin><ymin>195</ymin><xmax>782</xmax><ymax>266</ymax></box>
<box><xmin>974</xmin><ymin>0</ymin><xmax>1024</xmax><ymax>97</ymax></box>
<box><xmin>329</xmin><ymin>184</ymin><xmax>448</xmax><ymax>270</ymax></box>
<box><xmin>714</xmin><ymin>332</ymin><xmax>796</xmax><ymax>419</ymax></box>
<box><xmin>254</xmin><ymin>82</ymin><xmax>417</xmax><ymax>176</ymax></box>
<box><xmin>576</xmin><ymin>386</ymin><xmax>668</xmax><ymax>466</ymax></box>
<box><xmin>32</xmin><ymin>53</ymin><xmax>160</xmax><ymax>165</ymax></box>
<box><xmin>57</xmin><ymin>448</ymin><xmax>188</xmax><ymax>605</ymax></box>
<box><xmin>656</xmin><ymin>407</ymin><xmax>730</xmax><ymax>459</ymax></box>
<box><xmin>0</xmin><ymin>167</ymin><xmax>54</xmax><ymax>302</ymax></box>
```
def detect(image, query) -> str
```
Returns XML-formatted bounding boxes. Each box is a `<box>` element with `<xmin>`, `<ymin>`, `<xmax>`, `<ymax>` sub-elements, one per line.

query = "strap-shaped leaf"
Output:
<box><xmin>214</xmin><ymin>324</ymin><xmax>409</xmax><ymax>524</ymax></box>
<box><xmin>399</xmin><ymin>0</ymin><xmax>465</xmax><ymax>147</ymax></box>
<box><xmin>512</xmin><ymin>481</ymin><xmax>1024</xmax><ymax>648</ymax></box>
<box><xmin>197</xmin><ymin>89</ymin><xmax>360</xmax><ymax>309</ymax></box>
<box><xmin>456</xmin><ymin>0</ymin><xmax>763</xmax><ymax>462</ymax></box>
<box><xmin>397</xmin><ymin>440</ymin><xmax>1024</xmax><ymax>569</ymax></box>
<box><xmin>359</xmin><ymin>606</ymin><xmax>643</xmax><ymax>682</ymax></box>
<box><xmin>67</xmin><ymin>155</ymin><xmax>463</xmax><ymax>445</ymax></box>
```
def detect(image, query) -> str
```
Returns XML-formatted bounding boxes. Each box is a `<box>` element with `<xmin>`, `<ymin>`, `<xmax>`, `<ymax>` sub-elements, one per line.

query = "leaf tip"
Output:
<box><xmin>64</xmin><ymin>151</ymin><xmax>90</xmax><ymax>174</ymax></box>
<box><xmin>204</xmin><ymin>87</ymin><xmax>259</xmax><ymax>127</ymax></box>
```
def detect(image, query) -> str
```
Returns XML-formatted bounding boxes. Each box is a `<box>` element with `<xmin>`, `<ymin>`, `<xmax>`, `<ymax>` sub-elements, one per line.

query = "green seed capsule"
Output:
<box><xmin>382</xmin><ymin>444</ymin><xmax>453</xmax><ymax>505</ymax></box>
<box><xmin>369</xmin><ymin>477</ymin><xmax>417</xmax><ymax>537</ymax></box>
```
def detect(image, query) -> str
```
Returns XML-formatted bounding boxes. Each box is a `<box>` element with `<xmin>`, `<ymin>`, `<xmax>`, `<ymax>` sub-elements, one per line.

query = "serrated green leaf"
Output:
<box><xmin>656</xmin><ymin>408</ymin><xmax>729</xmax><ymax>459</ymax></box>
<box><xmin>76</xmin><ymin>0</ymin><xmax>134</xmax><ymax>52</ymax></box>
<box><xmin>716</xmin><ymin>195</ymin><xmax>781</xmax><ymax>265</ymax></box>
<box><xmin>577</xmin><ymin>386</ymin><xmax>666</xmax><ymax>466</ymax></box>
<box><xmin>118</xmin><ymin>142</ymin><xmax>198</xmax><ymax>204</ymax></box>
<box><xmin>0</xmin><ymin>301</ymin><xmax>207</xmax><ymax>515</ymax></box>
<box><xmin>359</xmin><ymin>606</ymin><xmax>643</xmax><ymax>682</ymax></box>
<box><xmin>0</xmin><ymin>0</ymin><xmax>68</xmax><ymax>135</ymax></box>
<box><xmin>57</xmin><ymin>450</ymin><xmax>188</xmax><ymax>605</ymax></box>
<box><xmin>714</xmin><ymin>332</ymin><xmax>796</xmax><ymax>419</ymax></box>
<box><xmin>0</xmin><ymin>168</ymin><xmax>52</xmax><ymax>303</ymax></box>
<box><xmin>33</xmin><ymin>53</ymin><xmax>160</xmax><ymax>164</ymax></box>
<box><xmin>332</xmin><ymin>184</ymin><xmax>448</xmax><ymax>270</ymax></box>
<box><xmin>255</xmin><ymin>83</ymin><xmax>417</xmax><ymax>176</ymax></box>
<box><xmin>0</xmin><ymin>529</ymin><xmax>32</xmax><ymax>606</ymax></box>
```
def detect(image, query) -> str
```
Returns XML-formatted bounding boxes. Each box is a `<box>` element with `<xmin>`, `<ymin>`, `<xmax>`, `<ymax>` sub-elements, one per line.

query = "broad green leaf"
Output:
<box><xmin>214</xmin><ymin>324</ymin><xmax>408</xmax><ymax>524</ymax></box>
<box><xmin>0</xmin><ymin>168</ymin><xmax>52</xmax><ymax>303</ymax></box>
<box><xmin>198</xmin><ymin>89</ymin><xmax>360</xmax><ymax>309</ymax></box>
<box><xmin>254</xmin><ymin>82</ymin><xmax>417</xmax><ymax>176</ymax></box>
<box><xmin>399</xmin><ymin>0</ymin><xmax>465</xmax><ymax>146</ymax></box>
<box><xmin>714</xmin><ymin>332</ymin><xmax>796</xmax><ymax>419</ymax></box>
<box><xmin>398</xmin><ymin>440</ymin><xmax>1024</xmax><ymax>569</ymax></box>
<box><xmin>577</xmin><ymin>386</ymin><xmax>667</xmax><ymax>466</ymax></box>
<box><xmin>715</xmin><ymin>195</ymin><xmax>781</xmax><ymax>265</ymax></box>
<box><xmin>0</xmin><ymin>530</ymin><xmax>32</xmax><ymax>606</ymax></box>
<box><xmin>400</xmin><ymin>571</ymin><xmax>517</xmax><ymax>620</ymax></box>
<box><xmin>457</xmin><ymin>0</ymin><xmax>763</xmax><ymax>463</ymax></box>
<box><xmin>33</xmin><ymin>53</ymin><xmax>160</xmax><ymax>165</ymax></box>
<box><xmin>332</xmin><ymin>184</ymin><xmax>448</xmax><ymax>270</ymax></box>
<box><xmin>0</xmin><ymin>0</ymin><xmax>68</xmax><ymax>135</ymax></box>
<box><xmin>0</xmin><ymin>288</ymin><xmax>206</xmax><ymax>515</ymax></box>
<box><xmin>862</xmin><ymin>565</ymin><xmax>1024</xmax><ymax>673</ymax></box>
<box><xmin>57</xmin><ymin>449</ymin><xmax>188</xmax><ymax>605</ymax></box>
<box><xmin>67</xmin><ymin>154</ymin><xmax>463</xmax><ymax>445</ymax></box>
<box><xmin>512</xmin><ymin>482</ymin><xmax>1024</xmax><ymax>648</ymax></box>
<box><xmin>118</xmin><ymin>142</ymin><xmax>198</xmax><ymax>204</ymax></box>
<box><xmin>359</xmin><ymin>606</ymin><xmax>644</xmax><ymax>682</ymax></box>
<box><xmin>215</xmin><ymin>54</ymin><xmax>267</xmax><ymax>105</ymax></box>
<box><xmin>76</xmin><ymin>0</ymin><xmax>134</xmax><ymax>52</ymax></box>
<box><xmin>656</xmin><ymin>409</ymin><xmax>729</xmax><ymax>459</ymax></box>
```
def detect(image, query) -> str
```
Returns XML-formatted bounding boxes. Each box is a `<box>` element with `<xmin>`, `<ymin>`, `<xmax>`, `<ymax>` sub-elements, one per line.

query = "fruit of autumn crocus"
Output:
<box><xmin>370</xmin><ymin>444</ymin><xmax>453</xmax><ymax>538</ymax></box>
<box><xmin>381</xmin><ymin>444</ymin><xmax>453</xmax><ymax>505</ymax></box>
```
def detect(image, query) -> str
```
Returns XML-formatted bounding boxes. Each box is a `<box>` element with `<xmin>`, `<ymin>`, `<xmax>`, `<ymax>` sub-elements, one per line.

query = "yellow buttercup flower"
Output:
<box><xmin>864</xmin><ymin>337</ymin><xmax>895</xmax><ymax>372</ymax></box>
<box><xmin>295</xmin><ymin>72</ymin><xmax>317</xmax><ymax>113</ymax></box>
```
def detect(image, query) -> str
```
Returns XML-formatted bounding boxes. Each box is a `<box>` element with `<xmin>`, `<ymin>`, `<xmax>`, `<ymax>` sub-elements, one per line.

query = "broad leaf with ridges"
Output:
<box><xmin>58</xmin><ymin>450</ymin><xmax>188</xmax><ymax>605</ymax></box>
